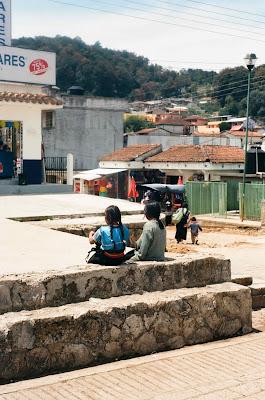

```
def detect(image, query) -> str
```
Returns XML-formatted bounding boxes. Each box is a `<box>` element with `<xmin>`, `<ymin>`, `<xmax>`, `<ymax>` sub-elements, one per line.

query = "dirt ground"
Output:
<box><xmin>166</xmin><ymin>225</ymin><xmax>264</xmax><ymax>254</ymax></box>
<box><xmin>166</xmin><ymin>225</ymin><xmax>265</xmax><ymax>284</ymax></box>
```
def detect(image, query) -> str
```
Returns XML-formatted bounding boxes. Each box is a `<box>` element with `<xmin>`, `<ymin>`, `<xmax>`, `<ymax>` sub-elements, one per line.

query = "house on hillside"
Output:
<box><xmin>227</xmin><ymin>117</ymin><xmax>256</xmax><ymax>131</ymax></box>
<box><xmin>227</xmin><ymin>131</ymin><xmax>263</xmax><ymax>146</ymax></box>
<box><xmin>155</xmin><ymin>115</ymin><xmax>191</xmax><ymax>135</ymax></box>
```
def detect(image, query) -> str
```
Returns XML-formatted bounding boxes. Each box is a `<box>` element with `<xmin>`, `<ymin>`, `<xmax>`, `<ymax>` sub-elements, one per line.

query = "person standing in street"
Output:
<box><xmin>174</xmin><ymin>202</ymin><xmax>190</xmax><ymax>243</ymax></box>
<box><xmin>189</xmin><ymin>216</ymin><xmax>202</xmax><ymax>245</ymax></box>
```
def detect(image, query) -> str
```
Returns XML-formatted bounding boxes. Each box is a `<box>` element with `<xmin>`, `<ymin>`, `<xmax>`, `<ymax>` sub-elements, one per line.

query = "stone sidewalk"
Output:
<box><xmin>1</xmin><ymin>332</ymin><xmax>265</xmax><ymax>399</ymax></box>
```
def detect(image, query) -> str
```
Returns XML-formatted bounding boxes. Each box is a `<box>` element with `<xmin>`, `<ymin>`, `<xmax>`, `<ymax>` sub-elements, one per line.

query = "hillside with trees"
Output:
<box><xmin>13</xmin><ymin>36</ymin><xmax>265</xmax><ymax>118</ymax></box>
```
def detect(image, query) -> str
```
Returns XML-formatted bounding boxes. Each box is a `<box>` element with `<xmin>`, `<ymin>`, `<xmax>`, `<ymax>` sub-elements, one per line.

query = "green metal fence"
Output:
<box><xmin>239</xmin><ymin>183</ymin><xmax>265</xmax><ymax>220</ymax></box>
<box><xmin>185</xmin><ymin>182</ymin><xmax>227</xmax><ymax>216</ymax></box>
<box><xmin>225</xmin><ymin>179</ymin><xmax>240</xmax><ymax>211</ymax></box>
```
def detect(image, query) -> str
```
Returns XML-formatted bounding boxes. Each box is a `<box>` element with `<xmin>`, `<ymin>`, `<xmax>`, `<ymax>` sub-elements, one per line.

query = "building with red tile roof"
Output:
<box><xmin>146</xmin><ymin>145</ymin><xmax>244</xmax><ymax>164</ymax></box>
<box><xmin>144</xmin><ymin>145</ymin><xmax>245</xmax><ymax>182</ymax></box>
<box><xmin>100</xmin><ymin>144</ymin><xmax>162</xmax><ymax>170</ymax></box>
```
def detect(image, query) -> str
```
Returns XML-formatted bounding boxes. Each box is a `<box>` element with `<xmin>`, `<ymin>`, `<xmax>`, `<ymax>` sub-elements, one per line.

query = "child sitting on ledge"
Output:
<box><xmin>129</xmin><ymin>201</ymin><xmax>166</xmax><ymax>262</ymax></box>
<box><xmin>88</xmin><ymin>205</ymin><xmax>130</xmax><ymax>266</ymax></box>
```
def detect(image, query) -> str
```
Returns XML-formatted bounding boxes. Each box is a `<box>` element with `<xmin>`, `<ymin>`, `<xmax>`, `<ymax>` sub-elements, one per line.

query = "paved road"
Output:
<box><xmin>0</xmin><ymin>194</ymin><xmax>142</xmax><ymax>219</ymax></box>
<box><xmin>0</xmin><ymin>194</ymin><xmax>142</xmax><ymax>275</ymax></box>
<box><xmin>1</xmin><ymin>333</ymin><xmax>265</xmax><ymax>399</ymax></box>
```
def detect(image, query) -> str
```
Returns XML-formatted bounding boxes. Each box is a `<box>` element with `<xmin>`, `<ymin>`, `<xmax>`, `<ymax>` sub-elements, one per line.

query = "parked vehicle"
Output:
<box><xmin>140</xmin><ymin>183</ymin><xmax>186</xmax><ymax>225</ymax></box>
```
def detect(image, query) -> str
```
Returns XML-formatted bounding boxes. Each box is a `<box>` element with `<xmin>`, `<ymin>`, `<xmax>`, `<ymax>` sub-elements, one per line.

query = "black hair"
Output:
<box><xmin>191</xmin><ymin>216</ymin><xmax>197</xmax><ymax>222</ymax></box>
<box><xmin>144</xmin><ymin>201</ymin><xmax>165</xmax><ymax>230</ymax></box>
<box><xmin>105</xmin><ymin>205</ymin><xmax>124</xmax><ymax>248</ymax></box>
<box><xmin>182</xmin><ymin>202</ymin><xmax>188</xmax><ymax>209</ymax></box>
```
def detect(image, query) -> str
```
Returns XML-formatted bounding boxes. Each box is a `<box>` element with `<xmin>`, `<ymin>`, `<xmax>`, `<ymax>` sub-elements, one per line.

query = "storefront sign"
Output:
<box><xmin>0</xmin><ymin>46</ymin><xmax>56</xmax><ymax>85</ymax></box>
<box><xmin>0</xmin><ymin>1</ymin><xmax>11</xmax><ymax>46</ymax></box>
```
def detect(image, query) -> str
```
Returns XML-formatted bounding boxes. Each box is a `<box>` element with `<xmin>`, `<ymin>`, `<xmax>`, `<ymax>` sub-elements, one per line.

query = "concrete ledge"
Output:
<box><xmin>0</xmin><ymin>256</ymin><xmax>231</xmax><ymax>314</ymax></box>
<box><xmin>198</xmin><ymin>215</ymin><xmax>261</xmax><ymax>231</ymax></box>
<box><xmin>0</xmin><ymin>283</ymin><xmax>252</xmax><ymax>383</ymax></box>
<box><xmin>0</xmin><ymin>184</ymin><xmax>73</xmax><ymax>196</ymax></box>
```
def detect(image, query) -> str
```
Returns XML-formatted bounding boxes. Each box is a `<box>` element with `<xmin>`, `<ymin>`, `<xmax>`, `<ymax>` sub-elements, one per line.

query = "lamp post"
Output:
<box><xmin>240</xmin><ymin>53</ymin><xmax>257</xmax><ymax>221</ymax></box>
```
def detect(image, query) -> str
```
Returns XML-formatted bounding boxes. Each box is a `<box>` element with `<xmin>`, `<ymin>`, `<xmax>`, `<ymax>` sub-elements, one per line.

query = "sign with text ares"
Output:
<box><xmin>0</xmin><ymin>46</ymin><xmax>56</xmax><ymax>85</ymax></box>
<box><xmin>0</xmin><ymin>0</ymin><xmax>11</xmax><ymax>46</ymax></box>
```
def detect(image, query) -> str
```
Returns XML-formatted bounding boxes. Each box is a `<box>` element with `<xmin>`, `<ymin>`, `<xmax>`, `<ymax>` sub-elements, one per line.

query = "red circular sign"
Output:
<box><xmin>29</xmin><ymin>59</ymin><xmax>49</xmax><ymax>76</ymax></box>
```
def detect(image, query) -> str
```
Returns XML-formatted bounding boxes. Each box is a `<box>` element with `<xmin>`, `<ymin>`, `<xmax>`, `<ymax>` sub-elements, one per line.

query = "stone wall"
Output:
<box><xmin>0</xmin><ymin>256</ymin><xmax>231</xmax><ymax>314</ymax></box>
<box><xmin>0</xmin><ymin>283</ymin><xmax>251</xmax><ymax>383</ymax></box>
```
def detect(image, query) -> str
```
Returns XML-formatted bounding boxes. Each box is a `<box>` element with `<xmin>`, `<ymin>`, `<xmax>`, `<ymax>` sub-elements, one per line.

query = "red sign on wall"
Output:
<box><xmin>0</xmin><ymin>162</ymin><xmax>3</xmax><ymax>174</ymax></box>
<box><xmin>29</xmin><ymin>59</ymin><xmax>49</xmax><ymax>76</ymax></box>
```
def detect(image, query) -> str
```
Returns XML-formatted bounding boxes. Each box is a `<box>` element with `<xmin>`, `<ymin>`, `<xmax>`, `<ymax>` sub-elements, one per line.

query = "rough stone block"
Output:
<box><xmin>0</xmin><ymin>256</ymin><xmax>231</xmax><ymax>314</ymax></box>
<box><xmin>232</xmin><ymin>277</ymin><xmax>253</xmax><ymax>287</ymax></box>
<box><xmin>0</xmin><ymin>282</ymin><xmax>251</xmax><ymax>382</ymax></box>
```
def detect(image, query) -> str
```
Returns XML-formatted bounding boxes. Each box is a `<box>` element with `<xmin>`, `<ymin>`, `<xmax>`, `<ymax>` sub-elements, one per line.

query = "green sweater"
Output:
<box><xmin>131</xmin><ymin>220</ymin><xmax>166</xmax><ymax>261</ymax></box>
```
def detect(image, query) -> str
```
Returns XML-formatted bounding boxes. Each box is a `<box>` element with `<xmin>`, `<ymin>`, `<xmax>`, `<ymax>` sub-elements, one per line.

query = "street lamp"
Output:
<box><xmin>240</xmin><ymin>53</ymin><xmax>257</xmax><ymax>221</ymax></box>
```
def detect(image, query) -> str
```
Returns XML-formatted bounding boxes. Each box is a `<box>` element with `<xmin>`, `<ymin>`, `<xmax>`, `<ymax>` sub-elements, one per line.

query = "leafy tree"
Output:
<box><xmin>213</xmin><ymin>67</ymin><xmax>248</xmax><ymax>107</ymax></box>
<box><xmin>124</xmin><ymin>116</ymin><xmax>155</xmax><ymax>132</ymax></box>
<box><xmin>219</xmin><ymin>122</ymin><xmax>231</xmax><ymax>132</ymax></box>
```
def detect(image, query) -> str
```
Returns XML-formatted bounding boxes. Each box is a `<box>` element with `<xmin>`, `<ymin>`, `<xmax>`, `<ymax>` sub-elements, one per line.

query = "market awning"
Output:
<box><xmin>73</xmin><ymin>168</ymin><xmax>127</xmax><ymax>181</ymax></box>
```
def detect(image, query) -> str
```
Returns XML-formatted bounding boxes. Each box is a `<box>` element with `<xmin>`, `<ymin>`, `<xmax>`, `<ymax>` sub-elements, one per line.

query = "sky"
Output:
<box><xmin>11</xmin><ymin>0</ymin><xmax>265</xmax><ymax>72</ymax></box>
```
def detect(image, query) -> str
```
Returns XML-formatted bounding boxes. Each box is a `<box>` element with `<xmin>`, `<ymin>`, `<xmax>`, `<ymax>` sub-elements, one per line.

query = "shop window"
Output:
<box><xmin>43</xmin><ymin>111</ymin><xmax>55</xmax><ymax>129</ymax></box>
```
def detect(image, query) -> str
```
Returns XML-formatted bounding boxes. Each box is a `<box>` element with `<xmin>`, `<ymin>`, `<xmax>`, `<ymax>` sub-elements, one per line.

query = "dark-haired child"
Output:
<box><xmin>88</xmin><ymin>205</ymin><xmax>129</xmax><ymax>265</ymax></box>
<box><xmin>189</xmin><ymin>216</ymin><xmax>202</xmax><ymax>245</ymax></box>
<box><xmin>130</xmin><ymin>201</ymin><xmax>166</xmax><ymax>262</ymax></box>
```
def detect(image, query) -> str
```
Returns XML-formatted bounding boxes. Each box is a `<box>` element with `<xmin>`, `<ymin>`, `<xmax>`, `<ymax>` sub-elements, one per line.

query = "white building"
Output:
<box><xmin>0</xmin><ymin>82</ymin><xmax>62</xmax><ymax>184</ymax></box>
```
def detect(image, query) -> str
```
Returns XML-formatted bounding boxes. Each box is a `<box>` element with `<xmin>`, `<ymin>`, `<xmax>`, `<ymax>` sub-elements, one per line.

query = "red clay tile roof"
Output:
<box><xmin>185</xmin><ymin>115</ymin><xmax>207</xmax><ymax>120</ymax></box>
<box><xmin>230</xmin><ymin>124</ymin><xmax>243</xmax><ymax>132</ymax></box>
<box><xmin>101</xmin><ymin>144</ymin><xmax>161</xmax><ymax>162</ymax></box>
<box><xmin>156</xmin><ymin>116</ymin><xmax>189</xmax><ymax>126</ymax></box>
<box><xmin>193</xmin><ymin>131</ymin><xmax>225</xmax><ymax>137</ymax></box>
<box><xmin>229</xmin><ymin>131</ymin><xmax>263</xmax><ymax>138</ymax></box>
<box><xmin>146</xmin><ymin>145</ymin><xmax>244</xmax><ymax>163</ymax></box>
<box><xmin>135</xmin><ymin>128</ymin><xmax>159</xmax><ymax>135</ymax></box>
<box><xmin>0</xmin><ymin>92</ymin><xmax>63</xmax><ymax>106</ymax></box>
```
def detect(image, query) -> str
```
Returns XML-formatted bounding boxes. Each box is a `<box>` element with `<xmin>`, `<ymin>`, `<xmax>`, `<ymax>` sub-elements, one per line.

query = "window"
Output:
<box><xmin>42</xmin><ymin>111</ymin><xmax>55</xmax><ymax>129</ymax></box>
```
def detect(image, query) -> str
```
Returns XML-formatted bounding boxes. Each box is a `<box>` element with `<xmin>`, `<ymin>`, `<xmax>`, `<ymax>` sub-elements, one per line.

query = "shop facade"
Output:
<box><xmin>0</xmin><ymin>83</ymin><xmax>62</xmax><ymax>184</ymax></box>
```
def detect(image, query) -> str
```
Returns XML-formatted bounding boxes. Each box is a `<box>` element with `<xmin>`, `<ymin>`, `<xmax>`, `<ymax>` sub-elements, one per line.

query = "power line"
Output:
<box><xmin>184</xmin><ymin>0</ymin><xmax>265</xmax><ymax>19</ymax></box>
<box><xmin>209</xmin><ymin>80</ymin><xmax>265</xmax><ymax>100</ymax></box>
<box><xmin>176</xmin><ymin>76</ymin><xmax>265</xmax><ymax>101</ymax></box>
<box><xmin>150</xmin><ymin>60</ymin><xmax>239</xmax><ymax>65</ymax></box>
<box><xmin>91</xmin><ymin>0</ymin><xmax>265</xmax><ymax>38</ymax></box>
<box><xmin>153</xmin><ymin>0</ymin><xmax>265</xmax><ymax>26</ymax></box>
<box><xmin>46</xmin><ymin>0</ymin><xmax>265</xmax><ymax>43</ymax></box>
<box><xmin>119</xmin><ymin>0</ymin><xmax>265</xmax><ymax>32</ymax></box>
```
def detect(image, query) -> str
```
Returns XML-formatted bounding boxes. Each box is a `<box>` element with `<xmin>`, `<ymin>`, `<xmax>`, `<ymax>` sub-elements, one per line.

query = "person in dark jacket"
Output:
<box><xmin>129</xmin><ymin>201</ymin><xmax>166</xmax><ymax>262</ymax></box>
<box><xmin>175</xmin><ymin>202</ymin><xmax>190</xmax><ymax>243</ymax></box>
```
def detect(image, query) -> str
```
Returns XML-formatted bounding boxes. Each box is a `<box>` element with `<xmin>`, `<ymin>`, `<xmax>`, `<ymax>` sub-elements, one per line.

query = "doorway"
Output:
<box><xmin>0</xmin><ymin>121</ymin><xmax>23</xmax><ymax>178</ymax></box>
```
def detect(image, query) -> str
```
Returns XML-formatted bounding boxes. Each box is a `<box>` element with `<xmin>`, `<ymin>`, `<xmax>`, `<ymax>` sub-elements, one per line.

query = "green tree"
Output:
<box><xmin>124</xmin><ymin>116</ymin><xmax>155</xmax><ymax>132</ymax></box>
<box><xmin>219</xmin><ymin>122</ymin><xmax>231</xmax><ymax>132</ymax></box>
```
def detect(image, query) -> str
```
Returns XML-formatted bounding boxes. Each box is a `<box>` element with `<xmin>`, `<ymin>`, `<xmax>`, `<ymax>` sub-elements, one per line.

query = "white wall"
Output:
<box><xmin>128</xmin><ymin>135</ymin><xmax>242</xmax><ymax>149</ymax></box>
<box><xmin>0</xmin><ymin>102</ymin><xmax>42</xmax><ymax>159</ymax></box>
